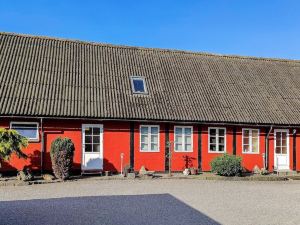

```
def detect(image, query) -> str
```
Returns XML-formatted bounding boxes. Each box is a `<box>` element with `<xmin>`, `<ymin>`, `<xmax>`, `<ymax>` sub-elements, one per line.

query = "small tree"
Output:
<box><xmin>0</xmin><ymin>128</ymin><xmax>28</xmax><ymax>162</ymax></box>
<box><xmin>50</xmin><ymin>137</ymin><xmax>75</xmax><ymax>180</ymax></box>
<box><xmin>210</xmin><ymin>153</ymin><xmax>243</xmax><ymax>176</ymax></box>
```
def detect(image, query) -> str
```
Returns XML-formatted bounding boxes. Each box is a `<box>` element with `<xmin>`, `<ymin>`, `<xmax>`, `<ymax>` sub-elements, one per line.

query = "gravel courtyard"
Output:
<box><xmin>1</xmin><ymin>179</ymin><xmax>300</xmax><ymax>225</ymax></box>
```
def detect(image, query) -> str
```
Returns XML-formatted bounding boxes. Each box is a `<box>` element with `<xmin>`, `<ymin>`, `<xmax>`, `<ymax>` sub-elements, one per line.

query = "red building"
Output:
<box><xmin>1</xmin><ymin>32</ymin><xmax>300</xmax><ymax>174</ymax></box>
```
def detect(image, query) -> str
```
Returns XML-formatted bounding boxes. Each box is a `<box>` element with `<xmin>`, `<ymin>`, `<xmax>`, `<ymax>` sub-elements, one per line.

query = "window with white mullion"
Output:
<box><xmin>174</xmin><ymin>126</ymin><xmax>193</xmax><ymax>152</ymax></box>
<box><xmin>243</xmin><ymin>129</ymin><xmax>259</xmax><ymax>153</ymax></box>
<box><xmin>140</xmin><ymin>126</ymin><xmax>159</xmax><ymax>152</ymax></box>
<box><xmin>208</xmin><ymin>128</ymin><xmax>226</xmax><ymax>153</ymax></box>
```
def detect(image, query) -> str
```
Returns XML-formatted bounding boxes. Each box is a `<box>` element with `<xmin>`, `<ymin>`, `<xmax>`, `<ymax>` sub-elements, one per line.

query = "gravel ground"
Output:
<box><xmin>1</xmin><ymin>179</ymin><xmax>300</xmax><ymax>225</ymax></box>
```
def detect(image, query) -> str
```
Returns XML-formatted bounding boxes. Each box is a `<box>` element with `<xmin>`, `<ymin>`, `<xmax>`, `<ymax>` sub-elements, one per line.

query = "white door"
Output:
<box><xmin>82</xmin><ymin>124</ymin><xmax>103</xmax><ymax>170</ymax></box>
<box><xmin>274</xmin><ymin>129</ymin><xmax>289</xmax><ymax>170</ymax></box>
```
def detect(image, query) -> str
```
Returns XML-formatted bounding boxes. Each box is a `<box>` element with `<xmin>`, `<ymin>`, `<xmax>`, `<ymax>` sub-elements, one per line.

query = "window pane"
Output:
<box><xmin>252</xmin><ymin>138</ymin><xmax>259</xmax><ymax>153</ymax></box>
<box><xmin>151</xmin><ymin>144</ymin><xmax>158</xmax><ymax>151</ymax></box>
<box><xmin>282</xmin><ymin>132</ymin><xmax>287</xmax><ymax>141</ymax></box>
<box><xmin>93</xmin><ymin>127</ymin><xmax>100</xmax><ymax>135</ymax></box>
<box><xmin>185</xmin><ymin>144</ymin><xmax>192</xmax><ymax>151</ymax></box>
<box><xmin>282</xmin><ymin>138</ymin><xmax>287</xmax><ymax>147</ymax></box>
<box><xmin>243</xmin><ymin>137</ymin><xmax>249</xmax><ymax>145</ymax></box>
<box><xmin>243</xmin><ymin>145</ymin><xmax>250</xmax><ymax>153</ymax></box>
<box><xmin>184</xmin><ymin>128</ymin><xmax>192</xmax><ymax>135</ymax></box>
<box><xmin>185</xmin><ymin>135</ymin><xmax>192</xmax><ymax>145</ymax></box>
<box><xmin>85</xmin><ymin>127</ymin><xmax>92</xmax><ymax>135</ymax></box>
<box><xmin>85</xmin><ymin>144</ymin><xmax>92</xmax><ymax>152</ymax></box>
<box><xmin>141</xmin><ymin>143</ymin><xmax>148</xmax><ymax>151</ymax></box>
<box><xmin>93</xmin><ymin>136</ymin><xmax>100</xmax><ymax>144</ymax></box>
<box><xmin>175</xmin><ymin>135</ymin><xmax>182</xmax><ymax>144</ymax></box>
<box><xmin>85</xmin><ymin>135</ymin><xmax>92</xmax><ymax>143</ymax></box>
<box><xmin>275</xmin><ymin>146</ymin><xmax>281</xmax><ymax>154</ymax></box>
<box><xmin>218</xmin><ymin>145</ymin><xmax>225</xmax><ymax>152</ymax></box>
<box><xmin>151</xmin><ymin>135</ymin><xmax>158</xmax><ymax>143</ymax></box>
<box><xmin>252</xmin><ymin>129</ymin><xmax>259</xmax><ymax>138</ymax></box>
<box><xmin>133</xmin><ymin>79</ymin><xmax>145</xmax><ymax>92</ymax></box>
<box><xmin>93</xmin><ymin>144</ymin><xmax>100</xmax><ymax>152</ymax></box>
<box><xmin>151</xmin><ymin>127</ymin><xmax>158</xmax><ymax>134</ymax></box>
<box><xmin>209</xmin><ymin>129</ymin><xmax>216</xmax><ymax>136</ymax></box>
<box><xmin>282</xmin><ymin>146</ymin><xmax>287</xmax><ymax>154</ymax></box>
<box><xmin>141</xmin><ymin>127</ymin><xmax>148</xmax><ymax>135</ymax></box>
<box><xmin>218</xmin><ymin>137</ymin><xmax>225</xmax><ymax>144</ymax></box>
<box><xmin>219</xmin><ymin>129</ymin><xmax>225</xmax><ymax>136</ymax></box>
<box><xmin>175</xmin><ymin>128</ymin><xmax>182</xmax><ymax>135</ymax></box>
<box><xmin>15</xmin><ymin>128</ymin><xmax>37</xmax><ymax>139</ymax></box>
<box><xmin>141</xmin><ymin>135</ymin><xmax>148</xmax><ymax>143</ymax></box>
<box><xmin>210</xmin><ymin>137</ymin><xmax>216</xmax><ymax>144</ymax></box>
<box><xmin>209</xmin><ymin>144</ymin><xmax>216</xmax><ymax>151</ymax></box>
<box><xmin>175</xmin><ymin>144</ymin><xmax>182</xmax><ymax>151</ymax></box>
<box><xmin>276</xmin><ymin>135</ymin><xmax>281</xmax><ymax>147</ymax></box>
<box><xmin>243</xmin><ymin>129</ymin><xmax>249</xmax><ymax>137</ymax></box>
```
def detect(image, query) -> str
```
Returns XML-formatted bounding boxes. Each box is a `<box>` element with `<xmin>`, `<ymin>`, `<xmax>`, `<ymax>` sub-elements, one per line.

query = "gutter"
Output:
<box><xmin>40</xmin><ymin>118</ymin><xmax>45</xmax><ymax>175</ymax></box>
<box><xmin>1</xmin><ymin>115</ymin><xmax>300</xmax><ymax>128</ymax></box>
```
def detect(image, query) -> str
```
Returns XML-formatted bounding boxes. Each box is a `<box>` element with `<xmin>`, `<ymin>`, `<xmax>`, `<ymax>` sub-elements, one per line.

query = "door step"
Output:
<box><xmin>274</xmin><ymin>170</ymin><xmax>298</xmax><ymax>176</ymax></box>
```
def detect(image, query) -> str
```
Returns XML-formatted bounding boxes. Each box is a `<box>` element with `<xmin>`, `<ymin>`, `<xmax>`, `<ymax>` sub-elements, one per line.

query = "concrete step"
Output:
<box><xmin>274</xmin><ymin>170</ymin><xmax>298</xmax><ymax>176</ymax></box>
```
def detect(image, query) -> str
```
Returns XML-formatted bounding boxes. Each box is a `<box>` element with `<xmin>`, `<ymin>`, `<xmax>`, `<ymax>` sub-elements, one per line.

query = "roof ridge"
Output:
<box><xmin>1</xmin><ymin>31</ymin><xmax>300</xmax><ymax>64</ymax></box>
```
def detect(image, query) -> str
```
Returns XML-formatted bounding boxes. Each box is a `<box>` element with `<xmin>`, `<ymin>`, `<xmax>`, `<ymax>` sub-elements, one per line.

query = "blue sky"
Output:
<box><xmin>0</xmin><ymin>1</ymin><xmax>299</xmax><ymax>59</ymax></box>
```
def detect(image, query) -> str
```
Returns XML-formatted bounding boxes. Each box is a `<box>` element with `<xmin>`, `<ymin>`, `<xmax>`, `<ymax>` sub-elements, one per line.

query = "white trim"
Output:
<box><xmin>10</xmin><ymin>121</ymin><xmax>39</xmax><ymax>142</ymax></box>
<box><xmin>274</xmin><ymin>129</ymin><xmax>290</xmax><ymax>170</ymax></box>
<box><xmin>242</xmin><ymin>128</ymin><xmax>260</xmax><ymax>154</ymax></box>
<box><xmin>81</xmin><ymin>124</ymin><xmax>104</xmax><ymax>171</ymax></box>
<box><xmin>139</xmin><ymin>125</ymin><xmax>160</xmax><ymax>152</ymax></box>
<box><xmin>208</xmin><ymin>127</ymin><xmax>226</xmax><ymax>153</ymax></box>
<box><xmin>174</xmin><ymin>126</ymin><xmax>193</xmax><ymax>153</ymax></box>
<box><xmin>130</xmin><ymin>76</ymin><xmax>148</xmax><ymax>94</ymax></box>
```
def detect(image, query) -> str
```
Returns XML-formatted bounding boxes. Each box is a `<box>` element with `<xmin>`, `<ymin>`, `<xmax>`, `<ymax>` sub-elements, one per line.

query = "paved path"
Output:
<box><xmin>1</xmin><ymin>179</ymin><xmax>300</xmax><ymax>225</ymax></box>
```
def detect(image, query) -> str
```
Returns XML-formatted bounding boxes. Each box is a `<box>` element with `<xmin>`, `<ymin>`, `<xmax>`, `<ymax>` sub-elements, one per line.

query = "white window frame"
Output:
<box><xmin>174</xmin><ymin>126</ymin><xmax>193</xmax><ymax>153</ymax></box>
<box><xmin>208</xmin><ymin>127</ymin><xmax>226</xmax><ymax>153</ymax></box>
<box><xmin>242</xmin><ymin>128</ymin><xmax>260</xmax><ymax>154</ymax></box>
<box><xmin>130</xmin><ymin>76</ymin><xmax>148</xmax><ymax>94</ymax></box>
<box><xmin>10</xmin><ymin>121</ymin><xmax>39</xmax><ymax>142</ymax></box>
<box><xmin>139</xmin><ymin>125</ymin><xmax>160</xmax><ymax>152</ymax></box>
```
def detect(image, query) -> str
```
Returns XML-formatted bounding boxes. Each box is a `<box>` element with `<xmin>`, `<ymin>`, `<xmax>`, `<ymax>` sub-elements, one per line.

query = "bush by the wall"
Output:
<box><xmin>210</xmin><ymin>153</ymin><xmax>243</xmax><ymax>176</ymax></box>
<box><xmin>50</xmin><ymin>137</ymin><xmax>75</xmax><ymax>180</ymax></box>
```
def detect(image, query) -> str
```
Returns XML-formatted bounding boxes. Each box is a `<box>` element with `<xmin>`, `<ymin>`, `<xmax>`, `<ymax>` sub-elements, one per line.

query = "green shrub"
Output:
<box><xmin>210</xmin><ymin>153</ymin><xmax>243</xmax><ymax>176</ymax></box>
<box><xmin>0</xmin><ymin>128</ymin><xmax>28</xmax><ymax>161</ymax></box>
<box><xmin>50</xmin><ymin>137</ymin><xmax>75</xmax><ymax>180</ymax></box>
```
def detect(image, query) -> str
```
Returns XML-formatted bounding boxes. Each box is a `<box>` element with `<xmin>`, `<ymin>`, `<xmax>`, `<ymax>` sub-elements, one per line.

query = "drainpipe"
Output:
<box><xmin>40</xmin><ymin>118</ymin><xmax>45</xmax><ymax>175</ymax></box>
<box><xmin>264</xmin><ymin>126</ymin><xmax>273</xmax><ymax>170</ymax></box>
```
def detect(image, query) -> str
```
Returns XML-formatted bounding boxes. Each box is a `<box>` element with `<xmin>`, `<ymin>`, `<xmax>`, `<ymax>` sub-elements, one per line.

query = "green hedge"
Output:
<box><xmin>50</xmin><ymin>137</ymin><xmax>75</xmax><ymax>180</ymax></box>
<box><xmin>210</xmin><ymin>153</ymin><xmax>243</xmax><ymax>176</ymax></box>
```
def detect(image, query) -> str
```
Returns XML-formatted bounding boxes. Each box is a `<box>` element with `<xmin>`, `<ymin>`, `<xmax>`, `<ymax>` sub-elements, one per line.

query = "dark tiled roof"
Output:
<box><xmin>1</xmin><ymin>32</ymin><xmax>300</xmax><ymax>125</ymax></box>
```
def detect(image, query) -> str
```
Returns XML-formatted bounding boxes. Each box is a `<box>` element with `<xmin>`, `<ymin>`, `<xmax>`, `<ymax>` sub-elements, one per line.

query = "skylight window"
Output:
<box><xmin>130</xmin><ymin>76</ymin><xmax>147</xmax><ymax>94</ymax></box>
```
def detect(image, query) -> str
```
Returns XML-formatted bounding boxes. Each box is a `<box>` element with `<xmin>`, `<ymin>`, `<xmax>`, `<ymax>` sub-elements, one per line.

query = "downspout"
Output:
<box><xmin>40</xmin><ymin>118</ymin><xmax>45</xmax><ymax>175</ymax></box>
<box><xmin>265</xmin><ymin>126</ymin><xmax>273</xmax><ymax>170</ymax></box>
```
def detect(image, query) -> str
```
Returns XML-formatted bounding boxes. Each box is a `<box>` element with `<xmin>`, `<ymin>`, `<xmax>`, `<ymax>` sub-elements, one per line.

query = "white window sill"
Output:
<box><xmin>174</xmin><ymin>150</ymin><xmax>193</xmax><ymax>153</ymax></box>
<box><xmin>208</xmin><ymin>151</ymin><xmax>226</xmax><ymax>154</ymax></box>
<box><xmin>242</xmin><ymin>152</ymin><xmax>260</xmax><ymax>155</ymax></box>
<box><xmin>139</xmin><ymin>150</ymin><xmax>160</xmax><ymax>153</ymax></box>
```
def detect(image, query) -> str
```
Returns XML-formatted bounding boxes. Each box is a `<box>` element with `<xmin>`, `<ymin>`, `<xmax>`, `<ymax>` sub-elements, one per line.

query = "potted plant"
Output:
<box><xmin>189</xmin><ymin>167</ymin><xmax>198</xmax><ymax>175</ymax></box>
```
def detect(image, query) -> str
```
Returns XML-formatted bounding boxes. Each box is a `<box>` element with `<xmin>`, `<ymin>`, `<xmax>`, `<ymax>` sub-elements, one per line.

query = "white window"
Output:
<box><xmin>242</xmin><ymin>129</ymin><xmax>259</xmax><ymax>154</ymax></box>
<box><xmin>10</xmin><ymin>122</ymin><xmax>39</xmax><ymax>141</ymax></box>
<box><xmin>208</xmin><ymin>127</ymin><xmax>226</xmax><ymax>153</ymax></box>
<box><xmin>140</xmin><ymin>125</ymin><xmax>159</xmax><ymax>152</ymax></box>
<box><xmin>130</xmin><ymin>76</ymin><xmax>147</xmax><ymax>94</ymax></box>
<box><xmin>174</xmin><ymin>126</ymin><xmax>193</xmax><ymax>152</ymax></box>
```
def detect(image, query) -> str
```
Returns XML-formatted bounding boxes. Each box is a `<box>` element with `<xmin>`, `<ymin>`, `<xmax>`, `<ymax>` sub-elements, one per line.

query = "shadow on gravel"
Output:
<box><xmin>0</xmin><ymin>194</ymin><xmax>220</xmax><ymax>225</ymax></box>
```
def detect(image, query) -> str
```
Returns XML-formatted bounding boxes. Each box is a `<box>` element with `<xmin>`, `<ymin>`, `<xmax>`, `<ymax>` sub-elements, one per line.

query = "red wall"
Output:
<box><xmin>236</xmin><ymin>127</ymin><xmax>266</xmax><ymax>172</ymax></box>
<box><xmin>134</xmin><ymin>122</ymin><xmax>166</xmax><ymax>172</ymax></box>
<box><xmin>169</xmin><ymin>125</ymin><xmax>199</xmax><ymax>171</ymax></box>
<box><xmin>1</xmin><ymin>117</ymin><xmax>300</xmax><ymax>173</ymax></box>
